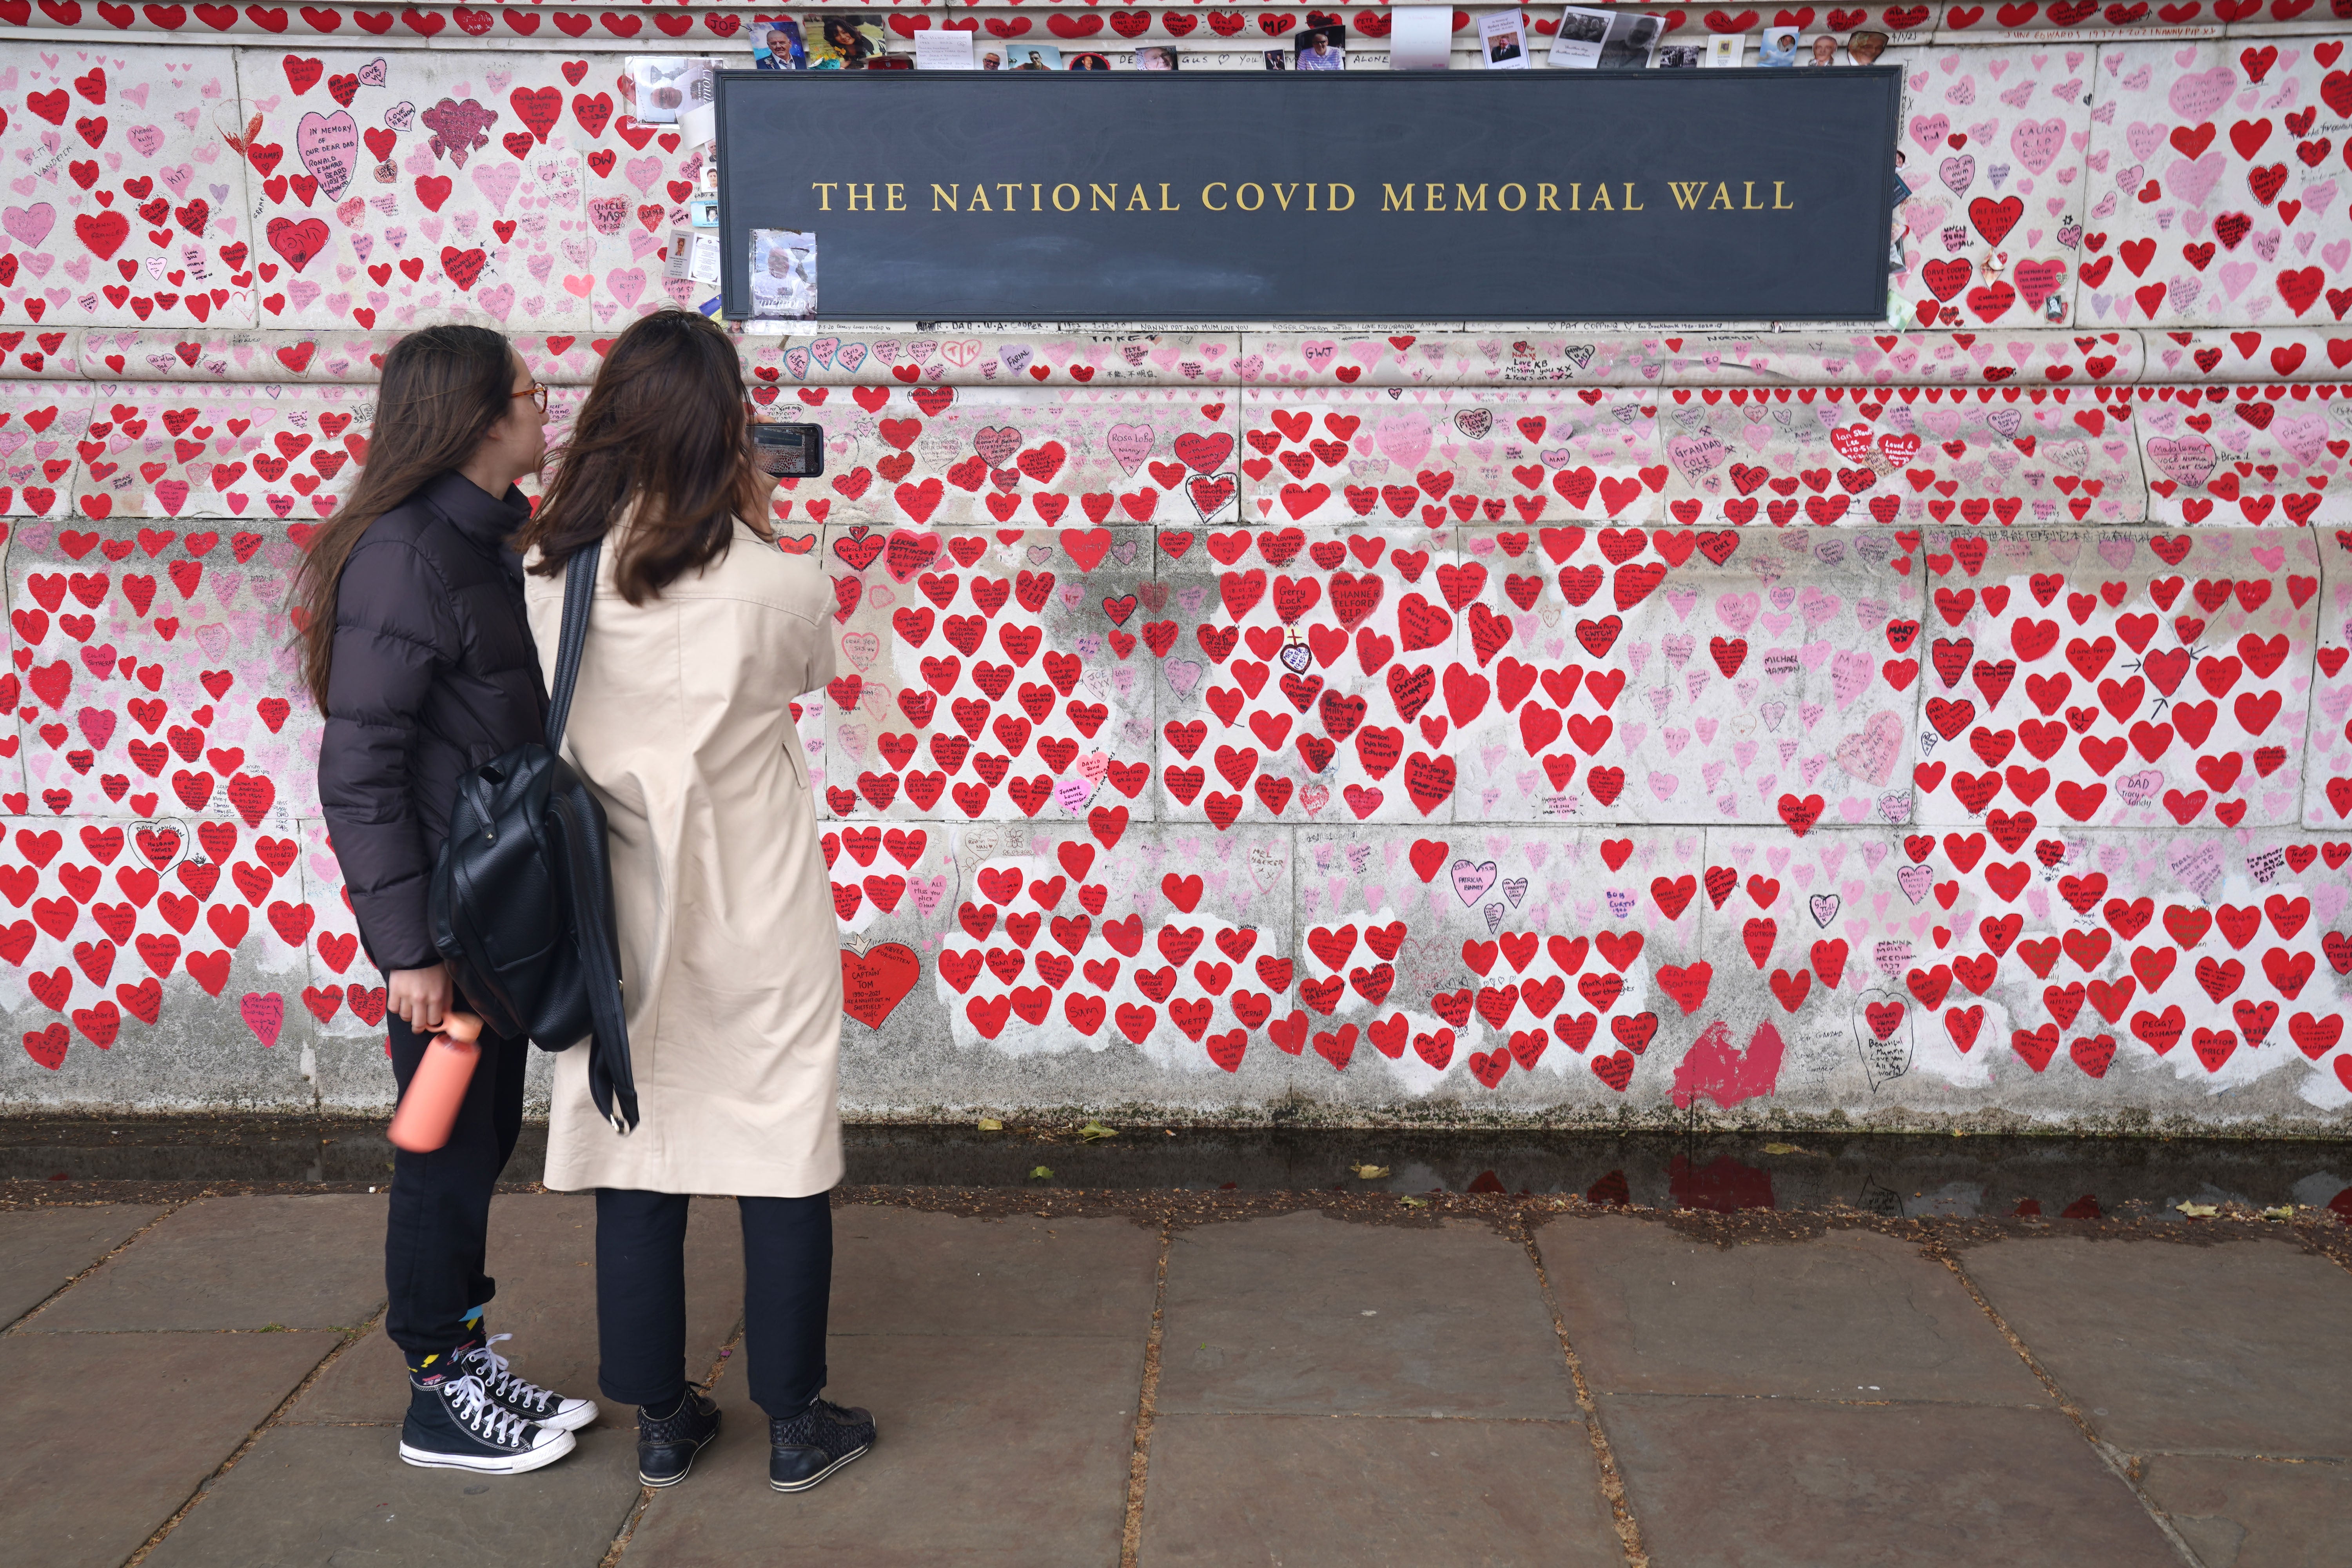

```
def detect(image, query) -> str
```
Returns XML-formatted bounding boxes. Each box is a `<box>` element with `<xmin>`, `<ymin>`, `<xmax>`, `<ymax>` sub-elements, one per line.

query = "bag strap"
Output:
<box><xmin>544</xmin><ymin>539</ymin><xmax>599</xmax><ymax>752</ymax></box>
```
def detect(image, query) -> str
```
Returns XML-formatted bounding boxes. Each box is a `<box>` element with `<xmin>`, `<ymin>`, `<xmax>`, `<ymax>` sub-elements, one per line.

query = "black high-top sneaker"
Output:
<box><xmin>400</xmin><ymin>1359</ymin><xmax>576</xmax><ymax>1474</ymax></box>
<box><xmin>768</xmin><ymin>1398</ymin><xmax>875</xmax><ymax>1493</ymax></box>
<box><xmin>637</xmin><ymin>1385</ymin><xmax>722</xmax><ymax>1487</ymax></box>
<box><xmin>455</xmin><ymin>1332</ymin><xmax>599</xmax><ymax>1432</ymax></box>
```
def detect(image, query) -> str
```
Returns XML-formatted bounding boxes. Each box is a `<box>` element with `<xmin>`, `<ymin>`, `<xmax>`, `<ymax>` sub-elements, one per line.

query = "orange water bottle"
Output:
<box><xmin>388</xmin><ymin>1011</ymin><xmax>484</xmax><ymax>1153</ymax></box>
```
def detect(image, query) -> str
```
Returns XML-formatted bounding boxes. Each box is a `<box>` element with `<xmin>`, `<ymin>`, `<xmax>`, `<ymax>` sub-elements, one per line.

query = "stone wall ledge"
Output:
<box><xmin>7</xmin><ymin>327</ymin><xmax>2350</xmax><ymax>388</ymax></box>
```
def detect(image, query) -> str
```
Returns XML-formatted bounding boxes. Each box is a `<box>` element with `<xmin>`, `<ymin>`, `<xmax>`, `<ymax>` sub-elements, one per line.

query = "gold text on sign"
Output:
<box><xmin>1667</xmin><ymin>181</ymin><xmax>1798</xmax><ymax>211</ymax></box>
<box><xmin>808</xmin><ymin>180</ymin><xmax>1796</xmax><ymax>214</ymax></box>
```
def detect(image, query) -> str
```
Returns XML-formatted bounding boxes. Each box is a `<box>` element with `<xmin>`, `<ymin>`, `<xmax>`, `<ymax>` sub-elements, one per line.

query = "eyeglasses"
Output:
<box><xmin>514</xmin><ymin>382</ymin><xmax>549</xmax><ymax>412</ymax></box>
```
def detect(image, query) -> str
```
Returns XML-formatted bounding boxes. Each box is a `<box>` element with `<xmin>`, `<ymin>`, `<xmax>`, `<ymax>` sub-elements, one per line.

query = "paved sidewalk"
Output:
<box><xmin>4</xmin><ymin>1193</ymin><xmax>2350</xmax><ymax>1567</ymax></box>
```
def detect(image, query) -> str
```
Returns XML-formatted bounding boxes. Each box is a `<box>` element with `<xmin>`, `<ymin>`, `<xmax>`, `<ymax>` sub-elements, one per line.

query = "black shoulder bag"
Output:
<box><xmin>428</xmin><ymin>542</ymin><xmax>638</xmax><ymax>1134</ymax></box>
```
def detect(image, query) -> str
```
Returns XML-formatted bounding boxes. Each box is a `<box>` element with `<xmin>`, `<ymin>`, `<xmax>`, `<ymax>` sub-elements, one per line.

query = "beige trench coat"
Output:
<box><xmin>524</xmin><ymin>520</ymin><xmax>842</xmax><ymax>1198</ymax></box>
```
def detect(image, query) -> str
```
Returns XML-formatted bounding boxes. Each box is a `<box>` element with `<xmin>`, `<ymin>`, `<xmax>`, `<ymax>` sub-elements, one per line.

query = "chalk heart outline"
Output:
<box><xmin>1450</xmin><ymin>858</ymin><xmax>1499</xmax><ymax>907</ymax></box>
<box><xmin>130</xmin><ymin>816</ymin><xmax>193</xmax><ymax>875</ymax></box>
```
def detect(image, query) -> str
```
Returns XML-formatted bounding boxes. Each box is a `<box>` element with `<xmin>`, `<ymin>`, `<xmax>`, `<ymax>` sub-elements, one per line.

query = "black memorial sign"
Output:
<box><xmin>715</xmin><ymin>69</ymin><xmax>1901</xmax><ymax>322</ymax></box>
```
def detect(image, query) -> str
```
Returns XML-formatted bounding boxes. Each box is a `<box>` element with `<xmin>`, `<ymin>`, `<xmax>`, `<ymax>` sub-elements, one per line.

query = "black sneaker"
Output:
<box><xmin>456</xmin><ymin>1333</ymin><xmax>599</xmax><ymax>1432</ymax></box>
<box><xmin>637</xmin><ymin>1385</ymin><xmax>722</xmax><ymax>1488</ymax></box>
<box><xmin>769</xmin><ymin>1398</ymin><xmax>875</xmax><ymax>1493</ymax></box>
<box><xmin>399</xmin><ymin>1372</ymin><xmax>576</xmax><ymax>1474</ymax></box>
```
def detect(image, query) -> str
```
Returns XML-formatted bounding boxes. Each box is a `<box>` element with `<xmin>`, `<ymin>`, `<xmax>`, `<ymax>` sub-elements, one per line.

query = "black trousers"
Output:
<box><xmin>383</xmin><ymin>1009</ymin><xmax>528</xmax><ymax>1357</ymax></box>
<box><xmin>594</xmin><ymin>1188</ymin><xmax>833</xmax><ymax>1421</ymax></box>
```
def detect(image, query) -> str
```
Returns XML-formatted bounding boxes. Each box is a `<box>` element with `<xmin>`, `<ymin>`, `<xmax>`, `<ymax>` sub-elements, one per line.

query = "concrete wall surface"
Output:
<box><xmin>0</xmin><ymin>5</ymin><xmax>2350</xmax><ymax>1132</ymax></box>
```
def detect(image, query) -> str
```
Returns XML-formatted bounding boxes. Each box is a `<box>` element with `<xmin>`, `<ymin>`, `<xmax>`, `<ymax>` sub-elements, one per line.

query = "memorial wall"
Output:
<box><xmin>0</xmin><ymin>0</ymin><xmax>2350</xmax><ymax>1135</ymax></box>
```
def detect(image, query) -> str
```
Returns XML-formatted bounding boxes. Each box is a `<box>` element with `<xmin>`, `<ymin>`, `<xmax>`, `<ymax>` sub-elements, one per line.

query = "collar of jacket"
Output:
<box><xmin>421</xmin><ymin>469</ymin><xmax>532</xmax><ymax>562</ymax></box>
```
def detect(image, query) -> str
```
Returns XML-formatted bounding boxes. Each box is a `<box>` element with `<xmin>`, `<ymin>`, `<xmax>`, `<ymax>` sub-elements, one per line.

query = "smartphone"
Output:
<box><xmin>751</xmin><ymin>421</ymin><xmax>825</xmax><ymax>479</ymax></box>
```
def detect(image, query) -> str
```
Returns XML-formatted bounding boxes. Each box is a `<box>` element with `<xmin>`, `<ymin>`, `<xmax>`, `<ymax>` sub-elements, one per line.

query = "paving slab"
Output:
<box><xmin>830</xmin><ymin>1207</ymin><xmax>1160</xmax><ymax>1338</ymax></box>
<box><xmin>0</xmin><ymin>1329</ymin><xmax>338</xmax><ymax>1568</ymax></box>
<box><xmin>0</xmin><ymin>1203</ymin><xmax>165</xmax><ymax>1327</ymax></box>
<box><xmin>1539</xmin><ymin>1220</ymin><xmax>2048</xmax><ymax>1405</ymax></box>
<box><xmin>619</xmin><ymin>1332</ymin><xmax>1141</xmax><ymax>1567</ymax></box>
<box><xmin>140</xmin><ymin>1421</ymin><xmax>645</xmax><ymax>1568</ymax></box>
<box><xmin>1138</xmin><ymin>1413</ymin><xmax>1623</xmax><ymax>1568</ymax></box>
<box><xmin>2138</xmin><ymin>1455</ymin><xmax>2352</xmax><ymax>1568</ymax></box>
<box><xmin>1600</xmin><ymin>1394</ymin><xmax>2180</xmax><ymax>1568</ymax></box>
<box><xmin>1154</xmin><ymin>1212</ymin><xmax>1573</xmax><ymax>1419</ymax></box>
<box><xmin>23</xmin><ymin>1194</ymin><xmax>384</xmax><ymax>1333</ymax></box>
<box><xmin>1958</xmin><ymin>1238</ymin><xmax>2352</xmax><ymax>1456</ymax></box>
<box><xmin>294</xmin><ymin>1193</ymin><xmax>744</xmax><ymax>1426</ymax></box>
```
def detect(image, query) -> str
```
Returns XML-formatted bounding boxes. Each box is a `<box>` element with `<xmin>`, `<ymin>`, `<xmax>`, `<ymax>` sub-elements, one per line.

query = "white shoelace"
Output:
<box><xmin>465</xmin><ymin>1334</ymin><xmax>555</xmax><ymax>1413</ymax></box>
<box><xmin>446</xmin><ymin>1373</ymin><xmax>534</xmax><ymax>1447</ymax></box>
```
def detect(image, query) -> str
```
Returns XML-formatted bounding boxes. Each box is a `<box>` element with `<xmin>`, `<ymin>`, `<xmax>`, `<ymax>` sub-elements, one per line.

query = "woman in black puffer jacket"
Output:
<box><xmin>293</xmin><ymin>325</ymin><xmax>593</xmax><ymax>1476</ymax></box>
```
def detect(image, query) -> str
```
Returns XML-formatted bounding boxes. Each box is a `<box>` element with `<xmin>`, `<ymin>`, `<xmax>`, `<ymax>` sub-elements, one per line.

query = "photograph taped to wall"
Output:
<box><xmin>1479</xmin><ymin>11</ymin><xmax>1530</xmax><ymax>69</ymax></box>
<box><xmin>750</xmin><ymin>228</ymin><xmax>818</xmax><ymax>319</ymax></box>
<box><xmin>629</xmin><ymin>57</ymin><xmax>719</xmax><ymax>124</ymax></box>
<box><xmin>1756</xmin><ymin>25</ymin><xmax>1800</xmax><ymax>64</ymax></box>
<box><xmin>1067</xmin><ymin>51</ymin><xmax>1112</xmax><ymax>70</ymax></box>
<box><xmin>1135</xmin><ymin>44</ymin><xmax>1180</xmax><ymax>70</ymax></box>
<box><xmin>666</xmin><ymin>228</ymin><xmax>723</xmax><ymax>287</ymax></box>
<box><xmin>1295</xmin><ymin>24</ymin><xmax>1347</xmax><ymax>69</ymax></box>
<box><xmin>1004</xmin><ymin>44</ymin><xmax>1063</xmax><ymax>70</ymax></box>
<box><xmin>1550</xmin><ymin>5</ymin><xmax>1609</xmax><ymax>62</ymax></box>
<box><xmin>1548</xmin><ymin>9</ymin><xmax>1661</xmax><ymax>69</ymax></box>
<box><xmin>750</xmin><ymin>16</ymin><xmax>807</xmax><ymax>69</ymax></box>
<box><xmin>811</xmin><ymin>14</ymin><xmax>887</xmax><ymax>69</ymax></box>
<box><xmin>1263</xmin><ymin>47</ymin><xmax>1289</xmax><ymax>69</ymax></box>
<box><xmin>1704</xmin><ymin>33</ymin><xmax>1746</xmax><ymax>65</ymax></box>
<box><xmin>1842</xmin><ymin>29</ymin><xmax>1890</xmax><ymax>64</ymax></box>
<box><xmin>1598</xmin><ymin>12</ymin><xmax>1663</xmax><ymax>67</ymax></box>
<box><xmin>1652</xmin><ymin>41</ymin><xmax>1706</xmax><ymax>67</ymax></box>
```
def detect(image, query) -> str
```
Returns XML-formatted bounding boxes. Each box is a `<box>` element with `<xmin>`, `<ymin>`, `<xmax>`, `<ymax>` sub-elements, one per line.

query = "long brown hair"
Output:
<box><xmin>517</xmin><ymin>310</ymin><xmax>770</xmax><ymax>603</ymax></box>
<box><xmin>290</xmin><ymin>324</ymin><xmax>519</xmax><ymax>711</ymax></box>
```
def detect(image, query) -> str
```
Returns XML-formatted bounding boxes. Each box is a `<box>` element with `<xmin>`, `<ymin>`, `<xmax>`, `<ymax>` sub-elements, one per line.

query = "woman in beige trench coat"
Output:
<box><xmin>517</xmin><ymin>310</ymin><xmax>875</xmax><ymax>1495</ymax></box>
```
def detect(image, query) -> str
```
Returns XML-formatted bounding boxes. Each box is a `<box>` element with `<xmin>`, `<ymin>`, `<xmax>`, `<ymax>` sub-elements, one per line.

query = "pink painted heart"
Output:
<box><xmin>295</xmin><ymin>108</ymin><xmax>359</xmax><ymax>200</ymax></box>
<box><xmin>2</xmin><ymin>202</ymin><xmax>54</xmax><ymax>248</ymax></box>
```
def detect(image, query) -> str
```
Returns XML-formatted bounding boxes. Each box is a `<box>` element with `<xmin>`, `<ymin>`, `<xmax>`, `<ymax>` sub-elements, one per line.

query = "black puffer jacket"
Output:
<box><xmin>318</xmin><ymin>470</ymin><xmax>547</xmax><ymax>972</ymax></box>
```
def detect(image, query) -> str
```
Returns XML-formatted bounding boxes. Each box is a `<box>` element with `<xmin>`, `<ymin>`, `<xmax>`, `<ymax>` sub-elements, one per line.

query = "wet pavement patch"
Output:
<box><xmin>4</xmin><ymin>1114</ymin><xmax>2350</xmax><ymax>1225</ymax></box>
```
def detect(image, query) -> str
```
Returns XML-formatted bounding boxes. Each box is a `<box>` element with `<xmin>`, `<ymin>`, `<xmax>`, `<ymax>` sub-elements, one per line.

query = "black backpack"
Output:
<box><xmin>428</xmin><ymin>542</ymin><xmax>638</xmax><ymax>1134</ymax></box>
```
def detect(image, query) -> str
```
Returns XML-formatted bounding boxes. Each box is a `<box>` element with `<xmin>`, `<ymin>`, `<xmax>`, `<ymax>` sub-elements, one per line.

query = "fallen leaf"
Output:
<box><xmin>1351</xmin><ymin>1164</ymin><xmax>1390</xmax><ymax>1179</ymax></box>
<box><xmin>1077</xmin><ymin>1120</ymin><xmax>1118</xmax><ymax>1142</ymax></box>
<box><xmin>1028</xmin><ymin>1165</ymin><xmax>1054</xmax><ymax>1181</ymax></box>
<box><xmin>977</xmin><ymin>1117</ymin><xmax>1004</xmax><ymax>1131</ymax></box>
<box><xmin>2176</xmin><ymin>1201</ymin><xmax>2217</xmax><ymax>1218</ymax></box>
